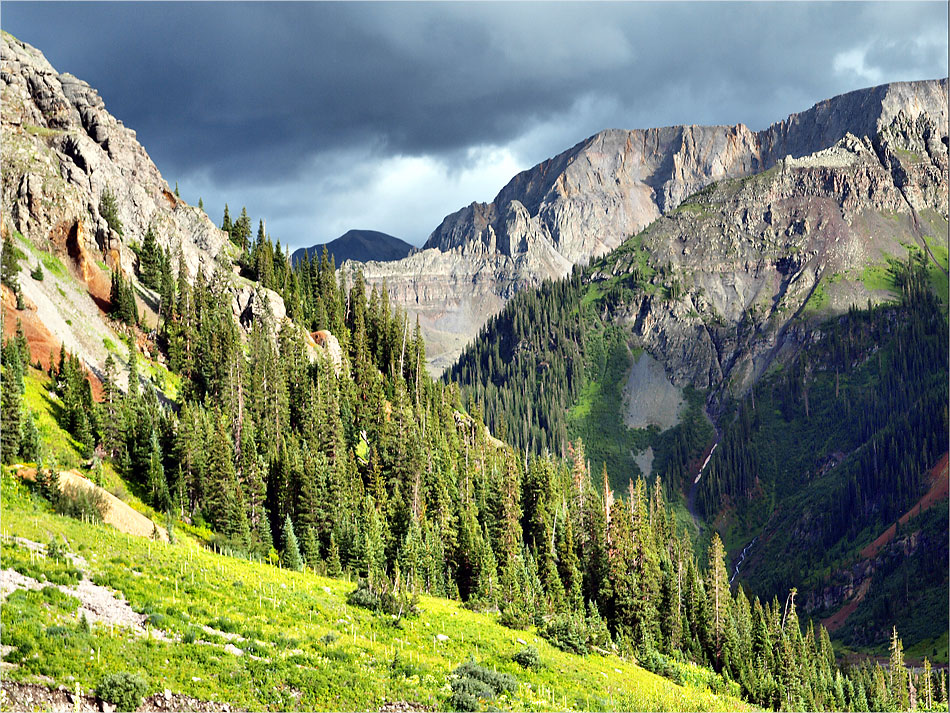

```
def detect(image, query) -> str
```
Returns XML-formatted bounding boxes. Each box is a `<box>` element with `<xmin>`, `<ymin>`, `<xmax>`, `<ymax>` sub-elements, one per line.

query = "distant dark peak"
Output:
<box><xmin>292</xmin><ymin>229</ymin><xmax>414</xmax><ymax>266</ymax></box>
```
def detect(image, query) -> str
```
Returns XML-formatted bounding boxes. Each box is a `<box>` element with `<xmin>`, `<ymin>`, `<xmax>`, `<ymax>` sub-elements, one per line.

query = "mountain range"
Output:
<box><xmin>355</xmin><ymin>79</ymin><xmax>948</xmax><ymax>372</ymax></box>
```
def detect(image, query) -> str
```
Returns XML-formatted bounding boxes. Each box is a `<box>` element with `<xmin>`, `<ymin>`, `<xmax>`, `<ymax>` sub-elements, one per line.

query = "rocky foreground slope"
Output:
<box><xmin>356</xmin><ymin>78</ymin><xmax>948</xmax><ymax>372</ymax></box>
<box><xmin>1</xmin><ymin>32</ymin><xmax>286</xmax><ymax>387</ymax></box>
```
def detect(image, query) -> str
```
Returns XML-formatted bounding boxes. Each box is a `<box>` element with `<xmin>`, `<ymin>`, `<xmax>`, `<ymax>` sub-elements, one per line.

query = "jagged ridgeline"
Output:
<box><xmin>359</xmin><ymin>79</ymin><xmax>949</xmax><ymax>374</ymax></box>
<box><xmin>449</xmin><ymin>98</ymin><xmax>949</xmax><ymax>660</ymax></box>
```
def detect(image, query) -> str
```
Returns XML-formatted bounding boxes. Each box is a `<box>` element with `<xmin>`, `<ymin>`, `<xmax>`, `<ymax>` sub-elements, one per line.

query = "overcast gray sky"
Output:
<box><xmin>3</xmin><ymin>2</ymin><xmax>947</xmax><ymax>250</ymax></box>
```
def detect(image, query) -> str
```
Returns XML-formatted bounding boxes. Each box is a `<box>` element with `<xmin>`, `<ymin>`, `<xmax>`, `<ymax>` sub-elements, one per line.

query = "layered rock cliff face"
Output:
<box><xmin>0</xmin><ymin>32</ymin><xmax>285</xmax><ymax>388</ymax></box>
<box><xmin>596</xmin><ymin>112</ymin><xmax>948</xmax><ymax>399</ymax></box>
<box><xmin>1</xmin><ymin>32</ymin><xmax>228</xmax><ymax>279</ymax></box>
<box><xmin>357</xmin><ymin>78</ymin><xmax>948</xmax><ymax>373</ymax></box>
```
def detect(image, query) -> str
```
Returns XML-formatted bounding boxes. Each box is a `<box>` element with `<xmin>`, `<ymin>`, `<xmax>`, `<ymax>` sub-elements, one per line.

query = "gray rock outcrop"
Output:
<box><xmin>591</xmin><ymin>111</ymin><xmax>948</xmax><ymax>399</ymax></box>
<box><xmin>356</xmin><ymin>78</ymin><xmax>948</xmax><ymax>373</ymax></box>
<box><xmin>1</xmin><ymin>31</ymin><xmax>230</xmax><ymax>280</ymax></box>
<box><xmin>1</xmin><ymin>31</ymin><xmax>288</xmax><ymax>386</ymax></box>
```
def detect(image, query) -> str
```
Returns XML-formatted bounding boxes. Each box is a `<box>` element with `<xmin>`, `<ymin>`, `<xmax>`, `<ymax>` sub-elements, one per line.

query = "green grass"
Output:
<box><xmin>143</xmin><ymin>359</ymin><xmax>182</xmax><ymax>401</ymax></box>
<box><xmin>925</xmin><ymin>236</ymin><xmax>949</xmax><ymax>271</ymax></box>
<box><xmin>671</xmin><ymin>202</ymin><xmax>709</xmax><ymax>218</ymax></box>
<box><xmin>922</xmin><ymin>237</ymin><xmax>949</xmax><ymax>302</ymax></box>
<box><xmin>1</xmin><ymin>540</ymin><xmax>83</xmax><ymax>585</ymax></box>
<box><xmin>23</xmin><ymin>124</ymin><xmax>64</xmax><ymax>138</ymax></box>
<box><xmin>905</xmin><ymin>630</ymin><xmax>949</xmax><ymax>666</ymax></box>
<box><xmin>0</xmin><ymin>473</ymin><xmax>750</xmax><ymax>712</ymax></box>
<box><xmin>580</xmin><ymin>284</ymin><xmax>603</xmax><ymax>308</ymax></box>
<box><xmin>567</xmin><ymin>333</ymin><xmax>655</xmax><ymax>490</ymax></box>
<box><xmin>859</xmin><ymin>262</ymin><xmax>897</xmax><ymax>293</ymax></box>
<box><xmin>21</xmin><ymin>368</ymin><xmax>85</xmax><ymax>470</ymax></box>
<box><xmin>37</xmin><ymin>251</ymin><xmax>68</xmax><ymax>280</ymax></box>
<box><xmin>802</xmin><ymin>279</ymin><xmax>828</xmax><ymax>313</ymax></box>
<box><xmin>891</xmin><ymin>147</ymin><xmax>922</xmax><ymax>163</ymax></box>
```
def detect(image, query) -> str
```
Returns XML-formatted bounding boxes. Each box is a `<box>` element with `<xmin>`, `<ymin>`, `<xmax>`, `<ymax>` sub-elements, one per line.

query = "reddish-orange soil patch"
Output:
<box><xmin>860</xmin><ymin>452</ymin><xmax>949</xmax><ymax>560</ymax></box>
<box><xmin>2</xmin><ymin>284</ymin><xmax>60</xmax><ymax>372</ymax></box>
<box><xmin>2</xmin><ymin>285</ymin><xmax>103</xmax><ymax>400</ymax></box>
<box><xmin>822</xmin><ymin>579</ymin><xmax>871</xmax><ymax>632</ymax></box>
<box><xmin>822</xmin><ymin>452</ymin><xmax>949</xmax><ymax>632</ymax></box>
<box><xmin>85</xmin><ymin>260</ymin><xmax>112</xmax><ymax>316</ymax></box>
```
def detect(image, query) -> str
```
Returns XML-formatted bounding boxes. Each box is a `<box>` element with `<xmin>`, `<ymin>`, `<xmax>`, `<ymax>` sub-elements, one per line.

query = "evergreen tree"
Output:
<box><xmin>100</xmin><ymin>187</ymin><xmax>123</xmax><ymax>237</ymax></box>
<box><xmin>233</xmin><ymin>207</ymin><xmax>252</xmax><ymax>251</ymax></box>
<box><xmin>281</xmin><ymin>514</ymin><xmax>303</xmax><ymax>571</ymax></box>
<box><xmin>110</xmin><ymin>270</ymin><xmax>138</xmax><ymax>325</ymax></box>
<box><xmin>138</xmin><ymin>225</ymin><xmax>163</xmax><ymax>290</ymax></box>
<box><xmin>221</xmin><ymin>204</ymin><xmax>232</xmax><ymax>238</ymax></box>
<box><xmin>888</xmin><ymin>626</ymin><xmax>909</xmax><ymax>710</ymax></box>
<box><xmin>1</xmin><ymin>233</ymin><xmax>23</xmax><ymax>308</ymax></box>
<box><xmin>146</xmin><ymin>430</ymin><xmax>170</xmax><ymax>511</ymax></box>
<box><xmin>705</xmin><ymin>532</ymin><xmax>731</xmax><ymax>669</ymax></box>
<box><xmin>1</xmin><ymin>345</ymin><xmax>23</xmax><ymax>461</ymax></box>
<box><xmin>326</xmin><ymin>532</ymin><xmax>343</xmax><ymax>578</ymax></box>
<box><xmin>19</xmin><ymin>409</ymin><xmax>41</xmax><ymax>463</ymax></box>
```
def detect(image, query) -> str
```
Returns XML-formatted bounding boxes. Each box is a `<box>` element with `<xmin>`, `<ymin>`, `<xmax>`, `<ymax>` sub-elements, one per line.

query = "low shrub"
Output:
<box><xmin>448</xmin><ymin>660</ymin><xmax>518</xmax><ymax>711</ymax></box>
<box><xmin>454</xmin><ymin>660</ymin><xmax>517</xmax><ymax>695</ymax></box>
<box><xmin>541</xmin><ymin>613</ymin><xmax>589</xmax><ymax>655</ymax></box>
<box><xmin>210</xmin><ymin>615</ymin><xmax>240</xmax><ymax>634</ymax></box>
<box><xmin>97</xmin><ymin>671</ymin><xmax>147</xmax><ymax>712</ymax></box>
<box><xmin>181</xmin><ymin>628</ymin><xmax>198</xmax><ymax>644</ymax></box>
<box><xmin>346</xmin><ymin>579</ymin><xmax>419</xmax><ymax>619</ymax></box>
<box><xmin>448</xmin><ymin>691</ymin><xmax>480</xmax><ymax>712</ymax></box>
<box><xmin>45</xmin><ymin>624</ymin><xmax>71</xmax><ymax>639</ymax></box>
<box><xmin>54</xmin><ymin>483</ymin><xmax>106</xmax><ymax>523</ymax></box>
<box><xmin>498</xmin><ymin>603</ymin><xmax>532</xmax><ymax>630</ymax></box>
<box><xmin>512</xmin><ymin>645</ymin><xmax>541</xmax><ymax>670</ymax></box>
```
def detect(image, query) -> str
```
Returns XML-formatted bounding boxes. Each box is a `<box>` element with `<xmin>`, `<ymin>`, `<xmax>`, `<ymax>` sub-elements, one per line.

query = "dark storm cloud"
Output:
<box><xmin>2</xmin><ymin>2</ymin><xmax>947</xmax><ymax>248</ymax></box>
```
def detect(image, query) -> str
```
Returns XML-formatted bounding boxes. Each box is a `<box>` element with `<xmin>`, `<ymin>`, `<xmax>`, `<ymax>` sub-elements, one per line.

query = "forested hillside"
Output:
<box><xmin>449</xmin><ymin>189</ymin><xmax>949</xmax><ymax>664</ymax></box>
<box><xmin>696</xmin><ymin>252</ymin><xmax>949</xmax><ymax>655</ymax></box>
<box><xmin>5</xmin><ymin>202</ymin><xmax>946</xmax><ymax>709</ymax></box>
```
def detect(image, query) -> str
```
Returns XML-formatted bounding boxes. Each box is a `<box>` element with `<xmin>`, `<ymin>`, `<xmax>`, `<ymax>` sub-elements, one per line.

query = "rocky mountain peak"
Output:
<box><xmin>359</xmin><ymin>78</ymin><xmax>948</xmax><ymax>373</ymax></box>
<box><xmin>1</xmin><ymin>32</ymin><xmax>287</xmax><ymax>393</ymax></box>
<box><xmin>1</xmin><ymin>31</ymin><xmax>229</xmax><ymax>281</ymax></box>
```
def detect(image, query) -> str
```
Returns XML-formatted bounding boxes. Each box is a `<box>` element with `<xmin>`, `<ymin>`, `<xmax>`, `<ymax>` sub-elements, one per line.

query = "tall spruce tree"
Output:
<box><xmin>281</xmin><ymin>514</ymin><xmax>303</xmax><ymax>571</ymax></box>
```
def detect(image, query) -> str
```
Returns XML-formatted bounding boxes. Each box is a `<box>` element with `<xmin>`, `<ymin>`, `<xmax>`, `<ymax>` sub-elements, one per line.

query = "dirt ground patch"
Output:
<box><xmin>823</xmin><ymin>452</ymin><xmax>948</xmax><ymax>632</ymax></box>
<box><xmin>859</xmin><ymin>451</ymin><xmax>948</xmax><ymax>560</ymax></box>
<box><xmin>13</xmin><ymin>467</ymin><xmax>166</xmax><ymax>542</ymax></box>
